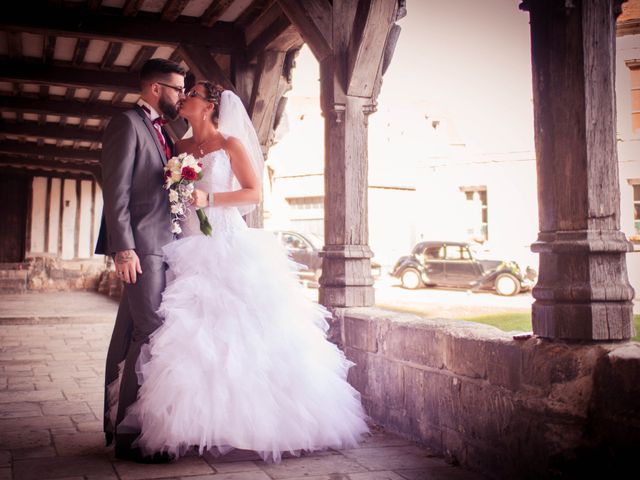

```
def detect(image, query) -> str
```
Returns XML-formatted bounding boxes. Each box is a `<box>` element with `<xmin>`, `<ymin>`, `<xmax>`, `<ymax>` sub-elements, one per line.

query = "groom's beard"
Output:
<box><xmin>158</xmin><ymin>95</ymin><xmax>180</xmax><ymax>121</ymax></box>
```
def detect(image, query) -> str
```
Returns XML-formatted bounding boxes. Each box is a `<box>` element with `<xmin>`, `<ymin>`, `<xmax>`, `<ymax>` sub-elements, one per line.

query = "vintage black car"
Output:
<box><xmin>272</xmin><ymin>230</ymin><xmax>381</xmax><ymax>285</ymax></box>
<box><xmin>390</xmin><ymin>241</ymin><xmax>535</xmax><ymax>296</ymax></box>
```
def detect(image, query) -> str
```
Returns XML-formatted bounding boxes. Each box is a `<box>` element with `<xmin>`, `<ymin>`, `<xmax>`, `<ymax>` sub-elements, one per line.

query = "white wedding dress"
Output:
<box><xmin>121</xmin><ymin>148</ymin><xmax>369</xmax><ymax>462</ymax></box>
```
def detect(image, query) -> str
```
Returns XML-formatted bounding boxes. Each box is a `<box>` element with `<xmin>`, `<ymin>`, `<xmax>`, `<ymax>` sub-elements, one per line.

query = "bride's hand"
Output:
<box><xmin>191</xmin><ymin>189</ymin><xmax>209</xmax><ymax>208</ymax></box>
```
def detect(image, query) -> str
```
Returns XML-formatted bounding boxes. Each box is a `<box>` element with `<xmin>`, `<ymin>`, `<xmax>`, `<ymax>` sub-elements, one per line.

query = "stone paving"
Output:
<box><xmin>0</xmin><ymin>292</ymin><xmax>485</xmax><ymax>480</ymax></box>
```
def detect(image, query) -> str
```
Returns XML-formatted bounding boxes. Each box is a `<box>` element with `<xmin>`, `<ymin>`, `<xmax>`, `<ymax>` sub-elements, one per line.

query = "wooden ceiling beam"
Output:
<box><xmin>347</xmin><ymin>0</ymin><xmax>397</xmax><ymax>98</ymax></box>
<box><xmin>177</xmin><ymin>44</ymin><xmax>235</xmax><ymax>91</ymax></box>
<box><xmin>1</xmin><ymin>6</ymin><xmax>244</xmax><ymax>53</ymax></box>
<box><xmin>249</xmin><ymin>50</ymin><xmax>286</xmax><ymax>146</ymax></box>
<box><xmin>88</xmin><ymin>0</ymin><xmax>102</xmax><ymax>12</ymax></box>
<box><xmin>129</xmin><ymin>46</ymin><xmax>157</xmax><ymax>72</ymax></box>
<box><xmin>0</xmin><ymin>165</ymin><xmax>97</xmax><ymax>182</ymax></box>
<box><xmin>162</xmin><ymin>0</ymin><xmax>191</xmax><ymax>22</ymax></box>
<box><xmin>101</xmin><ymin>42</ymin><xmax>123</xmax><ymax>69</ymax></box>
<box><xmin>7</xmin><ymin>31</ymin><xmax>23</xmax><ymax>59</ymax></box>
<box><xmin>123</xmin><ymin>0</ymin><xmax>144</xmax><ymax>17</ymax></box>
<box><xmin>0</xmin><ymin>59</ymin><xmax>139</xmax><ymax>93</ymax></box>
<box><xmin>276</xmin><ymin>0</ymin><xmax>332</xmax><ymax>61</ymax></box>
<box><xmin>201</xmin><ymin>0</ymin><xmax>236</xmax><ymax>27</ymax></box>
<box><xmin>72</xmin><ymin>38</ymin><xmax>90</xmax><ymax>66</ymax></box>
<box><xmin>0</xmin><ymin>156</ymin><xmax>99</xmax><ymax>171</ymax></box>
<box><xmin>43</xmin><ymin>35</ymin><xmax>56</xmax><ymax>64</ymax></box>
<box><xmin>0</xmin><ymin>140</ymin><xmax>101</xmax><ymax>161</ymax></box>
<box><xmin>247</xmin><ymin>15</ymin><xmax>292</xmax><ymax>59</ymax></box>
<box><xmin>0</xmin><ymin>122</ymin><xmax>103</xmax><ymax>143</ymax></box>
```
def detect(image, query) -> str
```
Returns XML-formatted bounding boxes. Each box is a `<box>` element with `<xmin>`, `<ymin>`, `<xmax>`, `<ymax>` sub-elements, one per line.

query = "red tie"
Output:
<box><xmin>141</xmin><ymin>105</ymin><xmax>171</xmax><ymax>160</ymax></box>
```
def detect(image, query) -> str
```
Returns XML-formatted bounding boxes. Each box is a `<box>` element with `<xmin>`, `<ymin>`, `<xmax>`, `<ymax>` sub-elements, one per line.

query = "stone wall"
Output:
<box><xmin>10</xmin><ymin>256</ymin><xmax>107</xmax><ymax>292</ymax></box>
<box><xmin>334</xmin><ymin>308</ymin><xmax>640</xmax><ymax>479</ymax></box>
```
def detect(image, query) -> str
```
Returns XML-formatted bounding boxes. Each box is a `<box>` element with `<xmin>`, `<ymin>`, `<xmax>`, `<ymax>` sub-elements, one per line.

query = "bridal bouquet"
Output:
<box><xmin>163</xmin><ymin>153</ymin><xmax>213</xmax><ymax>236</ymax></box>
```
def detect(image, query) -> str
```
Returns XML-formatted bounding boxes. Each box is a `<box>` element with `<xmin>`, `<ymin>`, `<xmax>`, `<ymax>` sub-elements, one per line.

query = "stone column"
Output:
<box><xmin>521</xmin><ymin>0</ymin><xmax>635</xmax><ymax>340</ymax></box>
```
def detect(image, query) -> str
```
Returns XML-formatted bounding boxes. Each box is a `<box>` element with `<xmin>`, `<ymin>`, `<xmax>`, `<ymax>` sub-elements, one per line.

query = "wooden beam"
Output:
<box><xmin>169</xmin><ymin>48</ymin><xmax>182</xmax><ymax>64</ymax></box>
<box><xmin>43</xmin><ymin>36</ymin><xmax>56</xmax><ymax>64</ymax></box>
<box><xmin>247</xmin><ymin>14</ymin><xmax>293</xmax><ymax>59</ymax></box>
<box><xmin>129</xmin><ymin>46</ymin><xmax>157</xmax><ymax>71</ymax></box>
<box><xmin>88</xmin><ymin>0</ymin><xmax>102</xmax><ymax>12</ymax></box>
<box><xmin>0</xmin><ymin>140</ymin><xmax>101</xmax><ymax>161</ymax></box>
<box><xmin>249</xmin><ymin>50</ymin><xmax>286</xmax><ymax>145</ymax></box>
<box><xmin>235</xmin><ymin>0</ymin><xmax>269</xmax><ymax>28</ymax></box>
<box><xmin>177</xmin><ymin>44</ymin><xmax>235</xmax><ymax>91</ymax></box>
<box><xmin>161</xmin><ymin>0</ymin><xmax>190</xmax><ymax>22</ymax></box>
<box><xmin>101</xmin><ymin>42</ymin><xmax>122</xmax><ymax>69</ymax></box>
<box><xmin>72</xmin><ymin>38</ymin><xmax>90</xmax><ymax>66</ymax></box>
<box><xmin>231</xmin><ymin>55</ymin><xmax>255</xmax><ymax>109</ymax></box>
<box><xmin>0</xmin><ymin>122</ymin><xmax>103</xmax><ymax>143</ymax></box>
<box><xmin>1</xmin><ymin>6</ymin><xmax>244</xmax><ymax>54</ymax></box>
<box><xmin>0</xmin><ymin>59</ymin><xmax>138</xmax><ymax>93</ymax></box>
<box><xmin>7</xmin><ymin>31</ymin><xmax>23</xmax><ymax>59</ymax></box>
<box><xmin>122</xmin><ymin>0</ymin><xmax>144</xmax><ymax>17</ymax></box>
<box><xmin>347</xmin><ymin>0</ymin><xmax>397</xmax><ymax>98</ymax></box>
<box><xmin>0</xmin><ymin>165</ymin><xmax>97</xmax><ymax>182</ymax></box>
<box><xmin>276</xmin><ymin>0</ymin><xmax>332</xmax><ymax>61</ymax></box>
<box><xmin>201</xmin><ymin>0</ymin><xmax>235</xmax><ymax>27</ymax></box>
<box><xmin>245</xmin><ymin>2</ymin><xmax>285</xmax><ymax>44</ymax></box>
<box><xmin>0</xmin><ymin>155</ymin><xmax>100</xmax><ymax>173</ymax></box>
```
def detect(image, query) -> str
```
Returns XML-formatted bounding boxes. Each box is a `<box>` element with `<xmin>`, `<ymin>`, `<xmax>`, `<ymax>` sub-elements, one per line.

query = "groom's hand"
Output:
<box><xmin>191</xmin><ymin>189</ymin><xmax>209</xmax><ymax>208</ymax></box>
<box><xmin>114</xmin><ymin>249</ymin><xmax>142</xmax><ymax>284</ymax></box>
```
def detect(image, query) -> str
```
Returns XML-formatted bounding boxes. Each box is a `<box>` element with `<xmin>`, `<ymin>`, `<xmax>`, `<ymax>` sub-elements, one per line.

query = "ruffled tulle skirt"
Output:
<box><xmin>120</xmin><ymin>226</ymin><xmax>369</xmax><ymax>462</ymax></box>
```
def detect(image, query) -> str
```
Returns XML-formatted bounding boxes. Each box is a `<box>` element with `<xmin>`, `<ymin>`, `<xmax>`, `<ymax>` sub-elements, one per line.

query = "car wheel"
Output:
<box><xmin>495</xmin><ymin>273</ymin><xmax>521</xmax><ymax>296</ymax></box>
<box><xmin>400</xmin><ymin>268</ymin><xmax>423</xmax><ymax>289</ymax></box>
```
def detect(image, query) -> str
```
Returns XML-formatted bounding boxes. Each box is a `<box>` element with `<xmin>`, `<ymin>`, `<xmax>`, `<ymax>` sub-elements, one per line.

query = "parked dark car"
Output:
<box><xmin>272</xmin><ymin>230</ymin><xmax>381</xmax><ymax>284</ymax></box>
<box><xmin>390</xmin><ymin>241</ymin><xmax>535</xmax><ymax>296</ymax></box>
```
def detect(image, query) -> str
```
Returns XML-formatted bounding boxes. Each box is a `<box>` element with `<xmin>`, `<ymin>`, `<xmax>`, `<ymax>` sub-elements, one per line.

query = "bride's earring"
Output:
<box><xmin>203</xmin><ymin>112</ymin><xmax>207</xmax><ymax>121</ymax></box>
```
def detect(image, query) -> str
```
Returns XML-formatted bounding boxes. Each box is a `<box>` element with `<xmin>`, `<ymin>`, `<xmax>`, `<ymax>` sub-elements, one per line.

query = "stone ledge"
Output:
<box><xmin>338</xmin><ymin>307</ymin><xmax>640</xmax><ymax>479</ymax></box>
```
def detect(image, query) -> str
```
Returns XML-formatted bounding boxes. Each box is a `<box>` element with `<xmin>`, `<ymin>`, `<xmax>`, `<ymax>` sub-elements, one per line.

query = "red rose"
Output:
<box><xmin>181</xmin><ymin>166</ymin><xmax>198</xmax><ymax>181</ymax></box>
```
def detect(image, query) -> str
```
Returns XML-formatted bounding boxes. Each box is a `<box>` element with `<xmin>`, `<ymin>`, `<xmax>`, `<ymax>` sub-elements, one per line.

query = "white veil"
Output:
<box><xmin>217</xmin><ymin>90</ymin><xmax>264</xmax><ymax>216</ymax></box>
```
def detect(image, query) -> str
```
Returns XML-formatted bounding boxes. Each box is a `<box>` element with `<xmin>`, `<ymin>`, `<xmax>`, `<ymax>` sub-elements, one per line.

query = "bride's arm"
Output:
<box><xmin>191</xmin><ymin>137</ymin><xmax>261</xmax><ymax>208</ymax></box>
<box><xmin>212</xmin><ymin>137</ymin><xmax>261</xmax><ymax>206</ymax></box>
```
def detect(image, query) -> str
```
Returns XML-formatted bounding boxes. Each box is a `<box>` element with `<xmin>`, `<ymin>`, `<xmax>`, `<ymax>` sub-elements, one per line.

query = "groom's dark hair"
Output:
<box><xmin>139</xmin><ymin>59</ymin><xmax>186</xmax><ymax>85</ymax></box>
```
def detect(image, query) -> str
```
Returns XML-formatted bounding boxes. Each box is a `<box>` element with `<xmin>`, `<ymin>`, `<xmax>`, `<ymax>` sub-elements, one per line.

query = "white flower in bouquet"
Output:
<box><xmin>163</xmin><ymin>153</ymin><xmax>212</xmax><ymax>236</ymax></box>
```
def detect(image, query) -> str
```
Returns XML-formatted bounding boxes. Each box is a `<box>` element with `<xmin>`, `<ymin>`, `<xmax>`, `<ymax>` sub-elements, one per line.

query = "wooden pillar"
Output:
<box><xmin>521</xmin><ymin>0</ymin><xmax>635</xmax><ymax>340</ymax></box>
<box><xmin>314</xmin><ymin>0</ymin><xmax>398</xmax><ymax>307</ymax></box>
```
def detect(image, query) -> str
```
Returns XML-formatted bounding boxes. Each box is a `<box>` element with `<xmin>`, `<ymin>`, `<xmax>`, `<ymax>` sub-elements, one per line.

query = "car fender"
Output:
<box><xmin>392</xmin><ymin>257</ymin><xmax>424</xmax><ymax>278</ymax></box>
<box><xmin>480</xmin><ymin>267</ymin><xmax>523</xmax><ymax>287</ymax></box>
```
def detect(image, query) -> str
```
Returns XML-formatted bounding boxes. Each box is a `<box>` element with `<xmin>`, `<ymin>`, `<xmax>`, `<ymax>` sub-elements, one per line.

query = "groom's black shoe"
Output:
<box><xmin>115</xmin><ymin>445</ymin><xmax>174</xmax><ymax>464</ymax></box>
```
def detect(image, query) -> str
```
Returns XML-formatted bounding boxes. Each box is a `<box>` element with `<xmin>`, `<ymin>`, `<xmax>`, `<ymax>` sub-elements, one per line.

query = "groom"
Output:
<box><xmin>95</xmin><ymin>58</ymin><xmax>185</xmax><ymax>461</ymax></box>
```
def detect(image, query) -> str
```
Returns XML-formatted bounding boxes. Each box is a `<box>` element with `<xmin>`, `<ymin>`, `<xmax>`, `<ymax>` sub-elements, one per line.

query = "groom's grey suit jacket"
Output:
<box><xmin>95</xmin><ymin>106</ymin><xmax>174</xmax><ymax>256</ymax></box>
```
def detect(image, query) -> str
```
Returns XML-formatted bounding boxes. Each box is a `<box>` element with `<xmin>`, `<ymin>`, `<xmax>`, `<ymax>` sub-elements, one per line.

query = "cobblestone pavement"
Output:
<box><xmin>0</xmin><ymin>292</ymin><xmax>485</xmax><ymax>480</ymax></box>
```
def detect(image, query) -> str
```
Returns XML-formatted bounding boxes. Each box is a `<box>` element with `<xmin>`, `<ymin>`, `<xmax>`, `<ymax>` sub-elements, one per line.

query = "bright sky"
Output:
<box><xmin>271</xmin><ymin>0</ymin><xmax>536</xmax><ymax>179</ymax></box>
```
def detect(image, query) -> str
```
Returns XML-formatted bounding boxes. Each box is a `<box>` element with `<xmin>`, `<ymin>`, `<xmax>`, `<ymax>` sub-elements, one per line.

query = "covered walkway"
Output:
<box><xmin>0</xmin><ymin>292</ymin><xmax>484</xmax><ymax>480</ymax></box>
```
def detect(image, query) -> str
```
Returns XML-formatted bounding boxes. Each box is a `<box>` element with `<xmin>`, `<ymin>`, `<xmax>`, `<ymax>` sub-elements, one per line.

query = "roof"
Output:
<box><xmin>0</xmin><ymin>0</ymin><xmax>304</xmax><ymax>180</ymax></box>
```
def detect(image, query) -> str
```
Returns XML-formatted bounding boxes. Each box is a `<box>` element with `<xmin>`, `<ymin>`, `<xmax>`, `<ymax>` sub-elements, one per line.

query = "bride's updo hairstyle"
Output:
<box><xmin>198</xmin><ymin>81</ymin><xmax>225</xmax><ymax>125</ymax></box>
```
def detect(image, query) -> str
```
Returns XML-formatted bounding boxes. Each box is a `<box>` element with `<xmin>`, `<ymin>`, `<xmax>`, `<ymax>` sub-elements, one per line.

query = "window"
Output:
<box><xmin>630</xmin><ymin>63</ymin><xmax>640</xmax><ymax>133</ymax></box>
<box><xmin>444</xmin><ymin>245</ymin><xmax>472</xmax><ymax>261</ymax></box>
<box><xmin>424</xmin><ymin>246</ymin><xmax>444</xmax><ymax>259</ymax></box>
<box><xmin>460</xmin><ymin>186</ymin><xmax>488</xmax><ymax>241</ymax></box>
<box><xmin>286</xmin><ymin>196</ymin><xmax>324</xmax><ymax>210</ymax></box>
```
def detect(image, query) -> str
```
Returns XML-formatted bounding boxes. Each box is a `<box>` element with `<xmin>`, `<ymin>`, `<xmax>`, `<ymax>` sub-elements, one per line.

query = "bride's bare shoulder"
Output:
<box><xmin>222</xmin><ymin>136</ymin><xmax>244</xmax><ymax>157</ymax></box>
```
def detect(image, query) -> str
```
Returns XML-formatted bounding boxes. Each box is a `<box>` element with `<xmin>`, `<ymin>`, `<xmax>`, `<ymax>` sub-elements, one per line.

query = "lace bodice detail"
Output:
<box><xmin>180</xmin><ymin>149</ymin><xmax>247</xmax><ymax>237</ymax></box>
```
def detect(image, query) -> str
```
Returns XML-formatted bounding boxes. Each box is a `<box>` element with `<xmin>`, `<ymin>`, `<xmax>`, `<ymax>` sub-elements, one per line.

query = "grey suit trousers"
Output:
<box><xmin>103</xmin><ymin>254</ymin><xmax>166</xmax><ymax>447</ymax></box>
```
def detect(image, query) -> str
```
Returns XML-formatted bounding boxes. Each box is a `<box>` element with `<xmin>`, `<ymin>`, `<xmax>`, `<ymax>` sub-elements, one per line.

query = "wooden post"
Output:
<box><xmin>314</xmin><ymin>0</ymin><xmax>397</xmax><ymax>308</ymax></box>
<box><xmin>520</xmin><ymin>0</ymin><xmax>635</xmax><ymax>340</ymax></box>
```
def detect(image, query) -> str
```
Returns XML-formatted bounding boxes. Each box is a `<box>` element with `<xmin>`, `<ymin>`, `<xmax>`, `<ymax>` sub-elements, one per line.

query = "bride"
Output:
<box><xmin>117</xmin><ymin>81</ymin><xmax>369</xmax><ymax>462</ymax></box>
